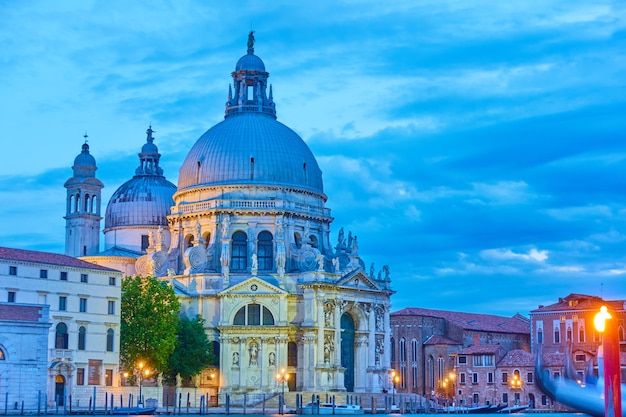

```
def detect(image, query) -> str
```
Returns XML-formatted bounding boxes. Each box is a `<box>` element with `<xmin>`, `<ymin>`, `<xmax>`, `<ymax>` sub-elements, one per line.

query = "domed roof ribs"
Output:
<box><xmin>226</xmin><ymin>33</ymin><xmax>277</xmax><ymax>120</ymax></box>
<box><xmin>135</xmin><ymin>125</ymin><xmax>165</xmax><ymax>177</ymax></box>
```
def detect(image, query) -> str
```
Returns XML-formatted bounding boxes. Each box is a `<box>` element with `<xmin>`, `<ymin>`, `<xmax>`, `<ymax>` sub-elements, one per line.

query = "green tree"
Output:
<box><xmin>164</xmin><ymin>315</ymin><xmax>217</xmax><ymax>384</ymax></box>
<box><xmin>120</xmin><ymin>276</ymin><xmax>181</xmax><ymax>374</ymax></box>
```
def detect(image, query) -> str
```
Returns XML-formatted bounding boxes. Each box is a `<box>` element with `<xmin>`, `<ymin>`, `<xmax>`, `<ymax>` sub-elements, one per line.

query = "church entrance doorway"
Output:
<box><xmin>55</xmin><ymin>374</ymin><xmax>66</xmax><ymax>406</ymax></box>
<box><xmin>341</xmin><ymin>313</ymin><xmax>355</xmax><ymax>392</ymax></box>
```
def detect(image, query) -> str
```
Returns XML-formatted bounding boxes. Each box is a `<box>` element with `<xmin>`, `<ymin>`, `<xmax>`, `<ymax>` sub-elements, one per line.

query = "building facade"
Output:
<box><xmin>74</xmin><ymin>33</ymin><xmax>393</xmax><ymax>396</ymax></box>
<box><xmin>529</xmin><ymin>293</ymin><xmax>626</xmax><ymax>387</ymax></box>
<box><xmin>0</xmin><ymin>303</ymin><xmax>50</xmax><ymax>410</ymax></box>
<box><xmin>389</xmin><ymin>308</ymin><xmax>533</xmax><ymax>407</ymax></box>
<box><xmin>0</xmin><ymin>247</ymin><xmax>123</xmax><ymax>407</ymax></box>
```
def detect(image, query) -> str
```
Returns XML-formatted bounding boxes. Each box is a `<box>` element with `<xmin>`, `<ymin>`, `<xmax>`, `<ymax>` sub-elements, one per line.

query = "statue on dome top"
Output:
<box><xmin>146</xmin><ymin>125</ymin><xmax>155</xmax><ymax>142</ymax></box>
<box><xmin>247</xmin><ymin>31</ymin><xmax>255</xmax><ymax>50</ymax></box>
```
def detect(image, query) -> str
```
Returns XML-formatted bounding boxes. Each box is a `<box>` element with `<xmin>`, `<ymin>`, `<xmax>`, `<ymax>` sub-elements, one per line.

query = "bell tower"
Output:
<box><xmin>64</xmin><ymin>137</ymin><xmax>104</xmax><ymax>257</ymax></box>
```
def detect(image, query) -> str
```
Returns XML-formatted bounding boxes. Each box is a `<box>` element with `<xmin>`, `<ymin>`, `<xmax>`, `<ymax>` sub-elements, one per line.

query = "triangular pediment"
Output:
<box><xmin>337</xmin><ymin>270</ymin><xmax>381</xmax><ymax>291</ymax></box>
<box><xmin>219</xmin><ymin>276</ymin><xmax>287</xmax><ymax>297</ymax></box>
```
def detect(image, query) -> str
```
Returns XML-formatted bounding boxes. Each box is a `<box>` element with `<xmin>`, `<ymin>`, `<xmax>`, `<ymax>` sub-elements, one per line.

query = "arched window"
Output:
<box><xmin>231</xmin><ymin>231</ymin><xmax>248</xmax><ymax>271</ymax></box>
<box><xmin>84</xmin><ymin>194</ymin><xmax>90</xmax><ymax>212</ymax></box>
<box><xmin>69</xmin><ymin>195</ymin><xmax>75</xmax><ymax>214</ymax></box>
<box><xmin>55</xmin><ymin>322</ymin><xmax>68</xmax><ymax>349</ymax></box>
<box><xmin>400</xmin><ymin>338</ymin><xmax>406</xmax><ymax>362</ymax></box>
<box><xmin>427</xmin><ymin>356</ymin><xmax>435</xmax><ymax>390</ymax></box>
<box><xmin>390</xmin><ymin>337</ymin><xmax>396</xmax><ymax>366</ymax></box>
<box><xmin>91</xmin><ymin>195</ymin><xmax>97</xmax><ymax>213</ymax></box>
<box><xmin>0</xmin><ymin>348</ymin><xmax>5</xmax><ymax>360</ymax></box>
<box><xmin>538</xmin><ymin>329</ymin><xmax>543</xmax><ymax>344</ymax></box>
<box><xmin>203</xmin><ymin>232</ymin><xmax>211</xmax><ymax>249</ymax></box>
<box><xmin>75</xmin><ymin>193</ymin><xmax>80</xmax><ymax>212</ymax></box>
<box><xmin>78</xmin><ymin>326</ymin><xmax>86</xmax><ymax>350</ymax></box>
<box><xmin>184</xmin><ymin>234</ymin><xmax>194</xmax><ymax>250</ymax></box>
<box><xmin>294</xmin><ymin>232</ymin><xmax>302</xmax><ymax>249</ymax></box>
<box><xmin>310</xmin><ymin>235</ymin><xmax>318</xmax><ymax>248</ymax></box>
<box><xmin>232</xmin><ymin>304</ymin><xmax>275</xmax><ymax>326</ymax></box>
<box><xmin>257</xmin><ymin>231</ymin><xmax>273</xmax><ymax>270</ymax></box>
<box><xmin>106</xmin><ymin>329</ymin><xmax>114</xmax><ymax>352</ymax></box>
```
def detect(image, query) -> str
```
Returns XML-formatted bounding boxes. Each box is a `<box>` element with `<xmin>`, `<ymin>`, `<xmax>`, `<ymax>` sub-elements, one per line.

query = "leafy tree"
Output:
<box><xmin>120</xmin><ymin>276</ymin><xmax>181</xmax><ymax>375</ymax></box>
<box><xmin>164</xmin><ymin>315</ymin><xmax>217</xmax><ymax>384</ymax></box>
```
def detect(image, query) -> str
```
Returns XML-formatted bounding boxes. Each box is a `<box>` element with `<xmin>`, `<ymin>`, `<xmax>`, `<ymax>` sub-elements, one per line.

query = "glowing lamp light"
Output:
<box><xmin>594</xmin><ymin>305</ymin><xmax>612</xmax><ymax>332</ymax></box>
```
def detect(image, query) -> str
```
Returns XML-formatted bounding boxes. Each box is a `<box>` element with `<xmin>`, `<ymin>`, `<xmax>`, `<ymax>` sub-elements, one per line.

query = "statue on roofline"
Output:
<box><xmin>247</xmin><ymin>31</ymin><xmax>255</xmax><ymax>50</ymax></box>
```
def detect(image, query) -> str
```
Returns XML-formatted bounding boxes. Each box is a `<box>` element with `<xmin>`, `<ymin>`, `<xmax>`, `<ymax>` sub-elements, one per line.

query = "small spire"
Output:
<box><xmin>228</xmin><ymin>84</ymin><xmax>232</xmax><ymax>101</ymax></box>
<box><xmin>269</xmin><ymin>84</ymin><xmax>273</xmax><ymax>102</ymax></box>
<box><xmin>146</xmin><ymin>125</ymin><xmax>155</xmax><ymax>143</ymax></box>
<box><xmin>83</xmin><ymin>132</ymin><xmax>89</xmax><ymax>143</ymax></box>
<box><xmin>247</xmin><ymin>30</ymin><xmax>255</xmax><ymax>54</ymax></box>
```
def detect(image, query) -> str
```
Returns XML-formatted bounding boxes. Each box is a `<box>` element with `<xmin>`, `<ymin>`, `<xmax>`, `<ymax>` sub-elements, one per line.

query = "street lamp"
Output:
<box><xmin>509</xmin><ymin>371</ymin><xmax>523</xmax><ymax>406</ymax></box>
<box><xmin>124</xmin><ymin>361</ymin><xmax>151</xmax><ymax>407</ymax></box>
<box><xmin>448</xmin><ymin>372</ymin><xmax>456</xmax><ymax>408</ymax></box>
<box><xmin>391</xmin><ymin>370</ymin><xmax>400</xmax><ymax>406</ymax></box>
<box><xmin>594</xmin><ymin>305</ymin><xmax>622</xmax><ymax>417</ymax></box>
<box><xmin>276</xmin><ymin>367</ymin><xmax>289</xmax><ymax>415</ymax></box>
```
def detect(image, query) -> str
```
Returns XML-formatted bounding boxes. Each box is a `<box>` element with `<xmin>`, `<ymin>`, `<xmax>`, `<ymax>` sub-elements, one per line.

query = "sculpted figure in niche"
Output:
<box><xmin>249</xmin><ymin>342</ymin><xmax>259</xmax><ymax>366</ymax></box>
<box><xmin>222</xmin><ymin>216</ymin><xmax>230</xmax><ymax>238</ymax></box>
<box><xmin>156</xmin><ymin>226</ymin><xmax>163</xmax><ymax>247</ymax></box>
<box><xmin>324</xmin><ymin>303</ymin><xmax>334</xmax><ymax>327</ymax></box>
<box><xmin>376</xmin><ymin>310</ymin><xmax>384</xmax><ymax>331</ymax></box>
<box><xmin>269</xmin><ymin>352</ymin><xmax>276</xmax><ymax>367</ymax></box>
<box><xmin>232</xmin><ymin>352</ymin><xmax>239</xmax><ymax>367</ymax></box>
<box><xmin>148</xmin><ymin>231</ymin><xmax>155</xmax><ymax>248</ymax></box>
<box><xmin>323</xmin><ymin>336</ymin><xmax>334</xmax><ymax>364</ymax></box>
<box><xmin>251</xmin><ymin>254</ymin><xmax>258</xmax><ymax>274</ymax></box>
<box><xmin>332</xmin><ymin>257</ymin><xmax>340</xmax><ymax>273</ymax></box>
<box><xmin>316</xmin><ymin>253</ymin><xmax>324</xmax><ymax>271</ymax></box>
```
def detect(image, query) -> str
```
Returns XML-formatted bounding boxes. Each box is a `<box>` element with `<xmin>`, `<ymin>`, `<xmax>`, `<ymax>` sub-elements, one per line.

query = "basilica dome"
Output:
<box><xmin>177</xmin><ymin>41</ymin><xmax>323</xmax><ymax>195</ymax></box>
<box><xmin>104</xmin><ymin>127</ymin><xmax>176</xmax><ymax>231</ymax></box>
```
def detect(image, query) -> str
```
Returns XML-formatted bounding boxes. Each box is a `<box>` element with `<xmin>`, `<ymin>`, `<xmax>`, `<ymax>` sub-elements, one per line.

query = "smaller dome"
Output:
<box><xmin>141</xmin><ymin>142</ymin><xmax>159</xmax><ymax>154</ymax></box>
<box><xmin>236</xmin><ymin>52</ymin><xmax>265</xmax><ymax>72</ymax></box>
<box><xmin>74</xmin><ymin>143</ymin><xmax>96</xmax><ymax>167</ymax></box>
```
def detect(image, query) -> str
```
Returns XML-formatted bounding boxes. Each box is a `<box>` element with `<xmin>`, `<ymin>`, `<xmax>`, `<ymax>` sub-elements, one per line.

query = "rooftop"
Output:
<box><xmin>0</xmin><ymin>246</ymin><xmax>120</xmax><ymax>272</ymax></box>
<box><xmin>392</xmin><ymin>307</ymin><xmax>530</xmax><ymax>334</ymax></box>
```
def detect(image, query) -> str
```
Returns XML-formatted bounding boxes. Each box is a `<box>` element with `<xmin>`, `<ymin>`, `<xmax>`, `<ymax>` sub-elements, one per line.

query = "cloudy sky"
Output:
<box><xmin>1</xmin><ymin>0</ymin><xmax>625</xmax><ymax>317</ymax></box>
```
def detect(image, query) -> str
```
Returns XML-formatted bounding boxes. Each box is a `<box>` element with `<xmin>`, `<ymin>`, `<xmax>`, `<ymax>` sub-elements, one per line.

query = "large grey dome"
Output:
<box><xmin>104</xmin><ymin>126</ymin><xmax>176</xmax><ymax>230</ymax></box>
<box><xmin>105</xmin><ymin>176</ymin><xmax>176</xmax><ymax>229</ymax></box>
<box><xmin>178</xmin><ymin>113</ymin><xmax>323</xmax><ymax>193</ymax></box>
<box><xmin>178</xmin><ymin>36</ymin><xmax>323</xmax><ymax>194</ymax></box>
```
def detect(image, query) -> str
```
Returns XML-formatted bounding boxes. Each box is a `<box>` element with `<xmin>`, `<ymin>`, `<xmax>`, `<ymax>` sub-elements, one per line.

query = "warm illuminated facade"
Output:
<box><xmin>0</xmin><ymin>247</ymin><xmax>123</xmax><ymax>407</ymax></box>
<box><xmin>70</xmin><ymin>34</ymin><xmax>393</xmax><ymax>397</ymax></box>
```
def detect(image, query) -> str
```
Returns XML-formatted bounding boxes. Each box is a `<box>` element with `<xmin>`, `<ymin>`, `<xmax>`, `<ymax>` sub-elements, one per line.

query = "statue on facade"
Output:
<box><xmin>195</xmin><ymin>220</ymin><xmax>202</xmax><ymax>242</ymax></box>
<box><xmin>148</xmin><ymin>231</ymin><xmax>155</xmax><ymax>248</ymax></box>
<box><xmin>337</xmin><ymin>227</ymin><xmax>345</xmax><ymax>247</ymax></box>
<box><xmin>370</xmin><ymin>262</ymin><xmax>375</xmax><ymax>278</ymax></box>
<box><xmin>383</xmin><ymin>265</ymin><xmax>390</xmax><ymax>280</ymax></box>
<box><xmin>323</xmin><ymin>336</ymin><xmax>334</xmax><ymax>365</ymax></box>
<box><xmin>156</xmin><ymin>226</ymin><xmax>163</xmax><ymax>247</ymax></box>
<box><xmin>232</xmin><ymin>352</ymin><xmax>239</xmax><ymax>367</ymax></box>
<box><xmin>376</xmin><ymin>309</ymin><xmax>384</xmax><ymax>331</ymax></box>
<box><xmin>251</xmin><ymin>253</ymin><xmax>258</xmax><ymax>275</ymax></box>
<box><xmin>316</xmin><ymin>253</ymin><xmax>325</xmax><ymax>272</ymax></box>
<box><xmin>332</xmin><ymin>257</ymin><xmax>340</xmax><ymax>273</ymax></box>
<box><xmin>222</xmin><ymin>216</ymin><xmax>230</xmax><ymax>238</ymax></box>
<box><xmin>269</xmin><ymin>352</ymin><xmax>276</xmax><ymax>366</ymax></box>
<box><xmin>352</xmin><ymin>235</ymin><xmax>359</xmax><ymax>255</ymax></box>
<box><xmin>249</xmin><ymin>342</ymin><xmax>259</xmax><ymax>366</ymax></box>
<box><xmin>324</xmin><ymin>303</ymin><xmax>333</xmax><ymax>327</ymax></box>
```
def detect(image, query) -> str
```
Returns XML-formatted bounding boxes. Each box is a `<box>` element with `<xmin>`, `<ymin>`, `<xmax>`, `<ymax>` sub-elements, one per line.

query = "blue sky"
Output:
<box><xmin>1</xmin><ymin>0</ymin><xmax>625</xmax><ymax>317</ymax></box>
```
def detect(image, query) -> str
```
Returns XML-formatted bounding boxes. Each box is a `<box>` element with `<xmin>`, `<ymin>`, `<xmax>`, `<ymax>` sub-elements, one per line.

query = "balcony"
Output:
<box><xmin>50</xmin><ymin>349</ymin><xmax>73</xmax><ymax>361</ymax></box>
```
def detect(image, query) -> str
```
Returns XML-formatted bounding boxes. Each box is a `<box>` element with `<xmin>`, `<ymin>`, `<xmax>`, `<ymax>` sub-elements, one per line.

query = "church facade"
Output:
<box><xmin>74</xmin><ymin>33</ymin><xmax>394</xmax><ymax>395</ymax></box>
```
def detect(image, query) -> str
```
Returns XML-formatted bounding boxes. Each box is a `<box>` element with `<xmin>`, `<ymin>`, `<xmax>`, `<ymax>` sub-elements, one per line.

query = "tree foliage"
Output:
<box><xmin>120</xmin><ymin>276</ymin><xmax>181</xmax><ymax>374</ymax></box>
<box><xmin>164</xmin><ymin>315</ymin><xmax>216</xmax><ymax>384</ymax></box>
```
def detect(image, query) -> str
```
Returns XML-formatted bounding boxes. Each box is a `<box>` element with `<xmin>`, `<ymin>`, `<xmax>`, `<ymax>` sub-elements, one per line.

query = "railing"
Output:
<box><xmin>49</xmin><ymin>349</ymin><xmax>73</xmax><ymax>361</ymax></box>
<box><xmin>173</xmin><ymin>199</ymin><xmax>331</xmax><ymax>217</ymax></box>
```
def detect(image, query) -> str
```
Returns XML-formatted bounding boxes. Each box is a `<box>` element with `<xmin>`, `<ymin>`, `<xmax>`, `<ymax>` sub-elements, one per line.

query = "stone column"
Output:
<box><xmin>316</xmin><ymin>297</ymin><xmax>325</xmax><ymax>366</ymax></box>
<box><xmin>384</xmin><ymin>305</ymin><xmax>391</xmax><ymax>369</ymax></box>
<box><xmin>334</xmin><ymin>301</ymin><xmax>342</xmax><ymax>367</ymax></box>
<box><xmin>368</xmin><ymin>305</ymin><xmax>376</xmax><ymax>367</ymax></box>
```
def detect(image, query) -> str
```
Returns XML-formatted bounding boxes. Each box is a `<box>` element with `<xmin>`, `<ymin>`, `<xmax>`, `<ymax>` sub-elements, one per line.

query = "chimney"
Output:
<box><xmin>474</xmin><ymin>333</ymin><xmax>480</xmax><ymax>346</ymax></box>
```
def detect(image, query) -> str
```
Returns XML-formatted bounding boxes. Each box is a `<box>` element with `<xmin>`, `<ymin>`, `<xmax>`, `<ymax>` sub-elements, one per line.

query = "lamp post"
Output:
<box><xmin>124</xmin><ymin>361</ymin><xmax>151</xmax><ymax>407</ymax></box>
<box><xmin>276</xmin><ymin>367</ymin><xmax>289</xmax><ymax>415</ymax></box>
<box><xmin>594</xmin><ymin>305</ymin><xmax>622</xmax><ymax>417</ymax></box>
<box><xmin>391</xmin><ymin>370</ymin><xmax>400</xmax><ymax>406</ymax></box>
<box><xmin>448</xmin><ymin>372</ymin><xmax>456</xmax><ymax>408</ymax></box>
<box><xmin>509</xmin><ymin>372</ymin><xmax>523</xmax><ymax>406</ymax></box>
